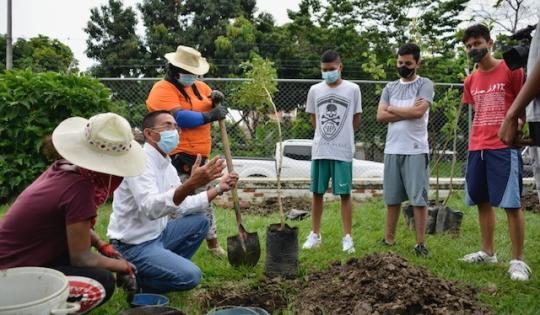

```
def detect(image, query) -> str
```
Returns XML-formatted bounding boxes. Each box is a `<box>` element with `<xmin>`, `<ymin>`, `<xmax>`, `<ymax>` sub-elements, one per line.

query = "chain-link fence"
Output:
<box><xmin>101</xmin><ymin>78</ymin><xmax>471</xmax><ymax>179</ymax></box>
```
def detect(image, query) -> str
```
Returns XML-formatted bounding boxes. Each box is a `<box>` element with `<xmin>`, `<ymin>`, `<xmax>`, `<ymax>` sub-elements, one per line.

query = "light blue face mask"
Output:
<box><xmin>321</xmin><ymin>70</ymin><xmax>341</xmax><ymax>84</ymax></box>
<box><xmin>157</xmin><ymin>130</ymin><xmax>179</xmax><ymax>154</ymax></box>
<box><xmin>178</xmin><ymin>74</ymin><xmax>198</xmax><ymax>86</ymax></box>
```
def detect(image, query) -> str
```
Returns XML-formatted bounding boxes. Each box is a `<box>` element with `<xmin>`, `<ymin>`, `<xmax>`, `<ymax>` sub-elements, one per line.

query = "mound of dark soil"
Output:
<box><xmin>294</xmin><ymin>252</ymin><xmax>493</xmax><ymax>315</ymax></box>
<box><xmin>248</xmin><ymin>196</ymin><xmax>311</xmax><ymax>216</ymax></box>
<box><xmin>197</xmin><ymin>278</ymin><xmax>299</xmax><ymax>313</ymax></box>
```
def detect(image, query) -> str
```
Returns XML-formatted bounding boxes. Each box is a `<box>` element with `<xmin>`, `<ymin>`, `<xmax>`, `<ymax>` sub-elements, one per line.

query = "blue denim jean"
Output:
<box><xmin>113</xmin><ymin>213</ymin><xmax>209</xmax><ymax>293</ymax></box>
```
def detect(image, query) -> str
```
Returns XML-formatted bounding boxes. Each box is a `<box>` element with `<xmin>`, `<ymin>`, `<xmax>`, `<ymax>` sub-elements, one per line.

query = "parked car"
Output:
<box><xmin>232</xmin><ymin>139</ymin><xmax>384</xmax><ymax>178</ymax></box>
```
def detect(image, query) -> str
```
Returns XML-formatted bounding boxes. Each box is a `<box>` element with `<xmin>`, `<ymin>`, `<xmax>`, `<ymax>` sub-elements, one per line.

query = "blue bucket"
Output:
<box><xmin>206</xmin><ymin>306</ymin><xmax>270</xmax><ymax>315</ymax></box>
<box><xmin>130</xmin><ymin>293</ymin><xmax>169</xmax><ymax>308</ymax></box>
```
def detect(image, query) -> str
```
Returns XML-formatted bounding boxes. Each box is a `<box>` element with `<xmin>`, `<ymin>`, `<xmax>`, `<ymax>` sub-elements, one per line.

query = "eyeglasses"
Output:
<box><xmin>151</xmin><ymin>122</ymin><xmax>180</xmax><ymax>132</ymax></box>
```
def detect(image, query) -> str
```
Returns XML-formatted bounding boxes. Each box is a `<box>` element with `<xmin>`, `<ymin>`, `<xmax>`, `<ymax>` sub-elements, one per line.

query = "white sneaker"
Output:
<box><xmin>342</xmin><ymin>234</ymin><xmax>355</xmax><ymax>254</ymax></box>
<box><xmin>302</xmin><ymin>231</ymin><xmax>321</xmax><ymax>249</ymax></box>
<box><xmin>508</xmin><ymin>260</ymin><xmax>531</xmax><ymax>281</ymax></box>
<box><xmin>461</xmin><ymin>251</ymin><xmax>498</xmax><ymax>263</ymax></box>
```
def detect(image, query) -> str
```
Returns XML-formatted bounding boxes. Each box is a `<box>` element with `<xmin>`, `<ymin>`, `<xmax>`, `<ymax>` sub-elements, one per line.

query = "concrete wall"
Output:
<box><xmin>213</xmin><ymin>177</ymin><xmax>536</xmax><ymax>207</ymax></box>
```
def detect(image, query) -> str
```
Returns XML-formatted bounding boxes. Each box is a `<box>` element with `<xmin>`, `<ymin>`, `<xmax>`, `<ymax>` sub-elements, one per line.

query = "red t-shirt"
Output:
<box><xmin>0</xmin><ymin>161</ymin><xmax>97</xmax><ymax>268</ymax></box>
<box><xmin>463</xmin><ymin>60</ymin><xmax>524</xmax><ymax>151</ymax></box>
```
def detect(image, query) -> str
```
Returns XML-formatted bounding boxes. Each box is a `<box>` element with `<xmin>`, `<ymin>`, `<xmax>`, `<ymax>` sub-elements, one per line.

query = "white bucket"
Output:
<box><xmin>0</xmin><ymin>267</ymin><xmax>80</xmax><ymax>315</ymax></box>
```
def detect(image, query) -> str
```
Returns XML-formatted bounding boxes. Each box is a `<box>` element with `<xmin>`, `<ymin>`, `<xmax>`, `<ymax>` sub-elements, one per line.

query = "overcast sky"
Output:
<box><xmin>0</xmin><ymin>0</ymin><xmax>301</xmax><ymax>70</ymax></box>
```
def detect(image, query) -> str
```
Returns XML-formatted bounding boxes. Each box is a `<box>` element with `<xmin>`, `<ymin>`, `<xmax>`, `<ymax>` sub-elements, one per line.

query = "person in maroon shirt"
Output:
<box><xmin>0</xmin><ymin>113</ymin><xmax>146</xmax><ymax>313</ymax></box>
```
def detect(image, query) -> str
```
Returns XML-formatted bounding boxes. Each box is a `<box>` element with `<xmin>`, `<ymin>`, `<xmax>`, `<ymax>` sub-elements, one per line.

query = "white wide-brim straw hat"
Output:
<box><xmin>164</xmin><ymin>45</ymin><xmax>210</xmax><ymax>75</ymax></box>
<box><xmin>52</xmin><ymin>113</ymin><xmax>146</xmax><ymax>177</ymax></box>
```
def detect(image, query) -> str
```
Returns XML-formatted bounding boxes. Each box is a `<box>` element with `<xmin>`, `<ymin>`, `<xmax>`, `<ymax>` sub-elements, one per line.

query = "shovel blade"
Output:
<box><xmin>227</xmin><ymin>232</ymin><xmax>261</xmax><ymax>267</ymax></box>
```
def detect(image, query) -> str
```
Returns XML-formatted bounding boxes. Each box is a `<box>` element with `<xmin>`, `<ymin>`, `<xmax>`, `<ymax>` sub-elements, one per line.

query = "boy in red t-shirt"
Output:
<box><xmin>460</xmin><ymin>24</ymin><xmax>531</xmax><ymax>281</ymax></box>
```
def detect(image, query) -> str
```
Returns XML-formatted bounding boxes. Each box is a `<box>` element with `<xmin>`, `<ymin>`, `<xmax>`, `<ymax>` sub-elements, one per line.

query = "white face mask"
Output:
<box><xmin>322</xmin><ymin>69</ymin><xmax>341</xmax><ymax>84</ymax></box>
<box><xmin>178</xmin><ymin>74</ymin><xmax>198</xmax><ymax>86</ymax></box>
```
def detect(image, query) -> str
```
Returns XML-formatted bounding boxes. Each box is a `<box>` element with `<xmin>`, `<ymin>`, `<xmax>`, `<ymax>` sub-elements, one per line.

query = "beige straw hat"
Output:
<box><xmin>52</xmin><ymin>113</ymin><xmax>146</xmax><ymax>177</ymax></box>
<box><xmin>164</xmin><ymin>45</ymin><xmax>210</xmax><ymax>75</ymax></box>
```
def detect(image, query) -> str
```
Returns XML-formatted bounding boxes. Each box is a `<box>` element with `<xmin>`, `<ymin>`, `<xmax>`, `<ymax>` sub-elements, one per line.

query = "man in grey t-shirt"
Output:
<box><xmin>303</xmin><ymin>50</ymin><xmax>362</xmax><ymax>254</ymax></box>
<box><xmin>377</xmin><ymin>43</ymin><xmax>434</xmax><ymax>257</ymax></box>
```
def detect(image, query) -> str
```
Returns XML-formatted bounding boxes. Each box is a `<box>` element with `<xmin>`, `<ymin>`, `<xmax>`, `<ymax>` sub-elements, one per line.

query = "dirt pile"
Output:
<box><xmin>294</xmin><ymin>252</ymin><xmax>493</xmax><ymax>315</ymax></box>
<box><xmin>521</xmin><ymin>192</ymin><xmax>540</xmax><ymax>213</ymax></box>
<box><xmin>197</xmin><ymin>278</ymin><xmax>299</xmax><ymax>314</ymax></box>
<box><xmin>247</xmin><ymin>196</ymin><xmax>311</xmax><ymax>216</ymax></box>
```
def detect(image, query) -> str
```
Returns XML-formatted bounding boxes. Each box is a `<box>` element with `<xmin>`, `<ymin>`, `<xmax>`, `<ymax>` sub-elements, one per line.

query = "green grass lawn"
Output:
<box><xmin>2</xmin><ymin>194</ymin><xmax>540</xmax><ymax>314</ymax></box>
<box><xmin>430</xmin><ymin>160</ymin><xmax>464</xmax><ymax>178</ymax></box>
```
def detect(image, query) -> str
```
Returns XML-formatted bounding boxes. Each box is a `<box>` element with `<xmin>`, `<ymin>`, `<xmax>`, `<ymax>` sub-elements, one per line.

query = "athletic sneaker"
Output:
<box><xmin>508</xmin><ymin>260</ymin><xmax>531</xmax><ymax>281</ymax></box>
<box><xmin>414</xmin><ymin>244</ymin><xmax>429</xmax><ymax>257</ymax></box>
<box><xmin>461</xmin><ymin>251</ymin><xmax>498</xmax><ymax>263</ymax></box>
<box><xmin>302</xmin><ymin>231</ymin><xmax>322</xmax><ymax>249</ymax></box>
<box><xmin>342</xmin><ymin>234</ymin><xmax>355</xmax><ymax>254</ymax></box>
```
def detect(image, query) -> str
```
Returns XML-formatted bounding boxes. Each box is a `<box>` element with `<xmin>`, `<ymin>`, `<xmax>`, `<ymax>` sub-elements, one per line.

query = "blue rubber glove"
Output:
<box><xmin>174</xmin><ymin>110</ymin><xmax>205</xmax><ymax>128</ymax></box>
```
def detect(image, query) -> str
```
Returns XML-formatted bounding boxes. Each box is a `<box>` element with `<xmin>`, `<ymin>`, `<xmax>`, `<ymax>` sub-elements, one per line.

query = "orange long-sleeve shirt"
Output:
<box><xmin>146</xmin><ymin>80</ymin><xmax>213</xmax><ymax>156</ymax></box>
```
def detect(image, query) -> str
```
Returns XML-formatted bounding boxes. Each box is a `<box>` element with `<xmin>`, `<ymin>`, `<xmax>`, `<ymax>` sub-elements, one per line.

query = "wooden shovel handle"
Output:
<box><xmin>218</xmin><ymin>120</ymin><xmax>243</xmax><ymax>227</ymax></box>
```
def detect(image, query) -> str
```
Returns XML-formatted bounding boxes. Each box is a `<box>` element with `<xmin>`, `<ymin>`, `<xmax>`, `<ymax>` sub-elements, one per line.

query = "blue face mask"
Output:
<box><xmin>157</xmin><ymin>130</ymin><xmax>179</xmax><ymax>154</ymax></box>
<box><xmin>322</xmin><ymin>70</ymin><xmax>340</xmax><ymax>84</ymax></box>
<box><xmin>178</xmin><ymin>74</ymin><xmax>198</xmax><ymax>86</ymax></box>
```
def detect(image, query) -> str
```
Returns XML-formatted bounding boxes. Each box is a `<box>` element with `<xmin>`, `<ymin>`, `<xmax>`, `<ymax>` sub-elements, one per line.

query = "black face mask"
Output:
<box><xmin>468</xmin><ymin>48</ymin><xmax>489</xmax><ymax>63</ymax></box>
<box><xmin>397</xmin><ymin>66</ymin><xmax>415</xmax><ymax>78</ymax></box>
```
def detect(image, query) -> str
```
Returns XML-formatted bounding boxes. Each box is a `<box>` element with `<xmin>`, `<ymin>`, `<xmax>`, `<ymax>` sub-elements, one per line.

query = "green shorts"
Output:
<box><xmin>310</xmin><ymin>159</ymin><xmax>353</xmax><ymax>195</ymax></box>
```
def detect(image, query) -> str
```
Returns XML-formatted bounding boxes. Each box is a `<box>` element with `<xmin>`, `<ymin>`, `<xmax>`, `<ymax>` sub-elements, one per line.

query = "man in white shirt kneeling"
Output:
<box><xmin>107</xmin><ymin>110</ymin><xmax>238</xmax><ymax>293</ymax></box>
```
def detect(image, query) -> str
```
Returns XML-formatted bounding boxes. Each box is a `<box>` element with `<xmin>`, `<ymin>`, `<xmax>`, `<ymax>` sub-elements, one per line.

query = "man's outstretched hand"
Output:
<box><xmin>189</xmin><ymin>155</ymin><xmax>226</xmax><ymax>188</ymax></box>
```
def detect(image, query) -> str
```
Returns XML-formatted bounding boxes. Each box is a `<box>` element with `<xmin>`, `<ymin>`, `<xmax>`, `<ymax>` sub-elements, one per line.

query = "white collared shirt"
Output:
<box><xmin>107</xmin><ymin>143</ymin><xmax>209</xmax><ymax>245</ymax></box>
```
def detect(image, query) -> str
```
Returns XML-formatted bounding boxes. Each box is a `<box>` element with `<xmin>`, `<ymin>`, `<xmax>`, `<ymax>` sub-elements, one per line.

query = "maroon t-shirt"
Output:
<box><xmin>0</xmin><ymin>160</ymin><xmax>97</xmax><ymax>268</ymax></box>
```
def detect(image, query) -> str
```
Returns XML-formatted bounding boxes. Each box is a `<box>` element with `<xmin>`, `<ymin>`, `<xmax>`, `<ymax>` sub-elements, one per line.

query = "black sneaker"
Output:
<box><xmin>381</xmin><ymin>238</ymin><xmax>395</xmax><ymax>246</ymax></box>
<box><xmin>414</xmin><ymin>244</ymin><xmax>429</xmax><ymax>257</ymax></box>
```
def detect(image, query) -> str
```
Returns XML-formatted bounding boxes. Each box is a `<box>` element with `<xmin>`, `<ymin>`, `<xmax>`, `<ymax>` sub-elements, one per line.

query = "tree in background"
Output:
<box><xmin>231</xmin><ymin>54</ymin><xmax>279</xmax><ymax>156</ymax></box>
<box><xmin>135</xmin><ymin>0</ymin><xmax>256</xmax><ymax>77</ymax></box>
<box><xmin>413</xmin><ymin>0</ymin><xmax>470</xmax><ymax>83</ymax></box>
<box><xmin>214</xmin><ymin>17</ymin><xmax>259</xmax><ymax>76</ymax></box>
<box><xmin>0</xmin><ymin>34</ymin><xmax>77</xmax><ymax>73</ymax></box>
<box><xmin>470</xmin><ymin>0</ymin><xmax>540</xmax><ymax>34</ymax></box>
<box><xmin>83</xmin><ymin>0</ymin><xmax>472</xmax><ymax>82</ymax></box>
<box><xmin>85</xmin><ymin>0</ymin><xmax>146</xmax><ymax>77</ymax></box>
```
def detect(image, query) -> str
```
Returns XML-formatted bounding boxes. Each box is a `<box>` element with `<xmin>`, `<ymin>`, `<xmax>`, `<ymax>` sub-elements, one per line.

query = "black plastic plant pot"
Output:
<box><xmin>264</xmin><ymin>223</ymin><xmax>299</xmax><ymax>278</ymax></box>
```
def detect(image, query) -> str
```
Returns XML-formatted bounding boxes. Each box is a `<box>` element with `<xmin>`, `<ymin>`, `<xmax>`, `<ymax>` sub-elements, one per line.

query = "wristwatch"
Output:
<box><xmin>214</xmin><ymin>184</ymin><xmax>224</xmax><ymax>196</ymax></box>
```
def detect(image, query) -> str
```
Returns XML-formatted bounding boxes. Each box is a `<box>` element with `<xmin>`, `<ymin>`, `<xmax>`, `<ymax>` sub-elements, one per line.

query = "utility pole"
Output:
<box><xmin>6</xmin><ymin>0</ymin><xmax>13</xmax><ymax>69</ymax></box>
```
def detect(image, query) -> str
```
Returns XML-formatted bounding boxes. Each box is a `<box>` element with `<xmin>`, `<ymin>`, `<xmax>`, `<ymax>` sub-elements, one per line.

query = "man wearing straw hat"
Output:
<box><xmin>0</xmin><ymin>113</ymin><xmax>146</xmax><ymax>313</ymax></box>
<box><xmin>147</xmin><ymin>45</ymin><xmax>229</xmax><ymax>257</ymax></box>
<box><xmin>107</xmin><ymin>110</ymin><xmax>239</xmax><ymax>293</ymax></box>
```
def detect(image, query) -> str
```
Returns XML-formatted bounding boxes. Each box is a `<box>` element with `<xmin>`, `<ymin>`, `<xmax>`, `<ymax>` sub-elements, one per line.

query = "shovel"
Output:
<box><xmin>218</xmin><ymin>119</ymin><xmax>261</xmax><ymax>267</ymax></box>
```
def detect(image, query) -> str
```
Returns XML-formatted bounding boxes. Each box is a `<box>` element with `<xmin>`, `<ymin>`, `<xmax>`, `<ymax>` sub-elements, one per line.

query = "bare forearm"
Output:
<box><xmin>388</xmin><ymin>106</ymin><xmax>423</xmax><ymax>119</ymax></box>
<box><xmin>353</xmin><ymin>114</ymin><xmax>361</xmax><ymax>131</ymax></box>
<box><xmin>90</xmin><ymin>230</ymin><xmax>106</xmax><ymax>249</ymax></box>
<box><xmin>377</xmin><ymin>110</ymin><xmax>403</xmax><ymax>122</ymax></box>
<box><xmin>70</xmin><ymin>251</ymin><xmax>127</xmax><ymax>273</ymax></box>
<box><xmin>206</xmin><ymin>186</ymin><xmax>219</xmax><ymax>201</ymax></box>
<box><xmin>310</xmin><ymin>114</ymin><xmax>316</xmax><ymax>128</ymax></box>
<box><xmin>173</xmin><ymin>180</ymin><xmax>199</xmax><ymax>205</ymax></box>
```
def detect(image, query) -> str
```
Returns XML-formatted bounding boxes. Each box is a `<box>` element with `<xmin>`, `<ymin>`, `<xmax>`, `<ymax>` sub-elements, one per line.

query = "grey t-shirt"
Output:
<box><xmin>380</xmin><ymin>76</ymin><xmax>434</xmax><ymax>154</ymax></box>
<box><xmin>526</xmin><ymin>22</ymin><xmax>540</xmax><ymax>122</ymax></box>
<box><xmin>305</xmin><ymin>80</ymin><xmax>362</xmax><ymax>162</ymax></box>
